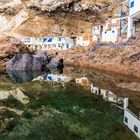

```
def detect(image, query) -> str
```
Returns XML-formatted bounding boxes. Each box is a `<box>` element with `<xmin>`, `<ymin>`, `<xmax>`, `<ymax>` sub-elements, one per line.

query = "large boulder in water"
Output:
<box><xmin>6</xmin><ymin>51</ymin><xmax>50</xmax><ymax>71</ymax></box>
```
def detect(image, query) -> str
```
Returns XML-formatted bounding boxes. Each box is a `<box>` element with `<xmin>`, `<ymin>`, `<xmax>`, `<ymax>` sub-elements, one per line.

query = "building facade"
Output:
<box><xmin>123</xmin><ymin>0</ymin><xmax>140</xmax><ymax>38</ymax></box>
<box><xmin>93</xmin><ymin>0</ymin><xmax>140</xmax><ymax>43</ymax></box>
<box><xmin>76</xmin><ymin>35</ymin><xmax>93</xmax><ymax>46</ymax></box>
<box><xmin>93</xmin><ymin>17</ymin><xmax>128</xmax><ymax>43</ymax></box>
<box><xmin>20</xmin><ymin>37</ymin><xmax>75</xmax><ymax>51</ymax></box>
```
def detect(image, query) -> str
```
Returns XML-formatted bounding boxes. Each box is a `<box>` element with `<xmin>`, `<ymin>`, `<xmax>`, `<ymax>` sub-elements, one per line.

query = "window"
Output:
<box><xmin>95</xmin><ymin>90</ymin><xmax>98</xmax><ymax>94</ymax></box>
<box><xmin>47</xmin><ymin>76</ymin><xmax>52</xmax><ymax>81</ymax></box>
<box><xmin>112</xmin><ymin>30</ymin><xmax>115</xmax><ymax>33</ymax></box>
<box><xmin>124</xmin><ymin>117</ymin><xmax>128</xmax><ymax>123</ymax></box>
<box><xmin>48</xmin><ymin>38</ymin><xmax>52</xmax><ymax>42</ymax></box>
<box><xmin>130</xmin><ymin>1</ymin><xmax>134</xmax><ymax>8</ymax></box>
<box><xmin>134</xmin><ymin>125</ymin><xmax>138</xmax><ymax>133</ymax></box>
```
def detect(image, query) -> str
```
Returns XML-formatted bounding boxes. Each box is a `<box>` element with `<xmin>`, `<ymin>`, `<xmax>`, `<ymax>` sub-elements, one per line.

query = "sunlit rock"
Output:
<box><xmin>0</xmin><ymin>88</ymin><xmax>29</xmax><ymax>104</ymax></box>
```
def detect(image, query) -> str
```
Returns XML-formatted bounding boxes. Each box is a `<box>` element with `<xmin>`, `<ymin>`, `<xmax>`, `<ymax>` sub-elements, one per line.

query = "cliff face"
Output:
<box><xmin>0</xmin><ymin>0</ymin><xmax>118</xmax><ymax>37</ymax></box>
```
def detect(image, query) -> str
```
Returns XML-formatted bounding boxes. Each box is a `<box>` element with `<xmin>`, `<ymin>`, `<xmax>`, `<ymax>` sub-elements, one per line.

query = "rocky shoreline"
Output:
<box><xmin>0</xmin><ymin>34</ymin><xmax>140</xmax><ymax>79</ymax></box>
<box><xmin>56</xmin><ymin>34</ymin><xmax>140</xmax><ymax>78</ymax></box>
<box><xmin>0</xmin><ymin>35</ymin><xmax>63</xmax><ymax>72</ymax></box>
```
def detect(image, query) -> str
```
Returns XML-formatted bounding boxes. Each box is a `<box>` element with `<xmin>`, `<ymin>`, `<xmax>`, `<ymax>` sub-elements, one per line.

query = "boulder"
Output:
<box><xmin>47</xmin><ymin>56</ymin><xmax>64</xmax><ymax>69</ymax></box>
<box><xmin>6</xmin><ymin>51</ymin><xmax>50</xmax><ymax>71</ymax></box>
<box><xmin>6</xmin><ymin>50</ymin><xmax>63</xmax><ymax>71</ymax></box>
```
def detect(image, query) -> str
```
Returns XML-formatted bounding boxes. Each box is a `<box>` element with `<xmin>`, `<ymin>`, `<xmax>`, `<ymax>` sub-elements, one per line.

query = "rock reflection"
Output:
<box><xmin>6</xmin><ymin>67</ymin><xmax>63</xmax><ymax>83</ymax></box>
<box><xmin>7</xmin><ymin>71</ymin><xmax>43</xmax><ymax>83</ymax></box>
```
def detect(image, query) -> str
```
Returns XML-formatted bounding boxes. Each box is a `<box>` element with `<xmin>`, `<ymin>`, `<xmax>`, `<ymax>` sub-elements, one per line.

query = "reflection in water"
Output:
<box><xmin>91</xmin><ymin>83</ymin><xmax>123</xmax><ymax>104</ymax></box>
<box><xmin>76</xmin><ymin>77</ymin><xmax>89</xmax><ymax>87</ymax></box>
<box><xmin>32</xmin><ymin>71</ymin><xmax>140</xmax><ymax>139</ymax></box>
<box><xmin>7</xmin><ymin>71</ymin><xmax>43</xmax><ymax>83</ymax></box>
<box><xmin>46</xmin><ymin>67</ymin><xmax>63</xmax><ymax>74</ymax></box>
<box><xmin>33</xmin><ymin>74</ymin><xmax>73</xmax><ymax>83</ymax></box>
<box><xmin>7</xmin><ymin>68</ymin><xmax>63</xmax><ymax>83</ymax></box>
<box><xmin>0</xmin><ymin>67</ymin><xmax>139</xmax><ymax>140</ymax></box>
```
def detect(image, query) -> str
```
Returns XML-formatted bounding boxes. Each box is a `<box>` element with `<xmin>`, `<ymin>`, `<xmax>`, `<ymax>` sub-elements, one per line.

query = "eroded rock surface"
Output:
<box><xmin>27</xmin><ymin>0</ymin><xmax>115</xmax><ymax>21</ymax></box>
<box><xmin>57</xmin><ymin>34</ymin><xmax>140</xmax><ymax>78</ymax></box>
<box><xmin>0</xmin><ymin>0</ymin><xmax>118</xmax><ymax>37</ymax></box>
<box><xmin>0</xmin><ymin>35</ymin><xmax>31</xmax><ymax>71</ymax></box>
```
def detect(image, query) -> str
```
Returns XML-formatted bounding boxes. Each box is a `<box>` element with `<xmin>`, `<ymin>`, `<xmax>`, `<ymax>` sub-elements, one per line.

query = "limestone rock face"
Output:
<box><xmin>0</xmin><ymin>11</ymin><xmax>29</xmax><ymax>33</ymax></box>
<box><xmin>0</xmin><ymin>0</ymin><xmax>118</xmax><ymax>37</ymax></box>
<box><xmin>0</xmin><ymin>0</ymin><xmax>22</xmax><ymax>15</ymax></box>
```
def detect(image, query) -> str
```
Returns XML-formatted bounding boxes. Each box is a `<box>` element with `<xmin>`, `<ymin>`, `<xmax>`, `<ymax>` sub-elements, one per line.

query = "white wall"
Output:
<box><xmin>124</xmin><ymin>109</ymin><xmax>140</xmax><ymax>139</ymax></box>
<box><xmin>20</xmin><ymin>38</ymin><xmax>31</xmax><ymax>45</ymax></box>
<box><xmin>76</xmin><ymin>37</ymin><xmax>90</xmax><ymax>46</ymax></box>
<box><xmin>129</xmin><ymin>0</ymin><xmax>140</xmax><ymax>17</ymax></box>
<box><xmin>20</xmin><ymin>37</ymin><xmax>74</xmax><ymax>50</ymax></box>
<box><xmin>93</xmin><ymin>26</ymin><xmax>100</xmax><ymax>42</ymax></box>
<box><xmin>93</xmin><ymin>26</ymin><xmax>101</xmax><ymax>35</ymax></box>
<box><xmin>92</xmin><ymin>35</ymin><xmax>98</xmax><ymax>42</ymax></box>
<box><xmin>102</xmin><ymin>29</ymin><xmax>118</xmax><ymax>43</ymax></box>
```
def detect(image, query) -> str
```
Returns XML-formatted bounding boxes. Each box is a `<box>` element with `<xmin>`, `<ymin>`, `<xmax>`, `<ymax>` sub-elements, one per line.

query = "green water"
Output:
<box><xmin>0</xmin><ymin>68</ymin><xmax>139</xmax><ymax>140</ymax></box>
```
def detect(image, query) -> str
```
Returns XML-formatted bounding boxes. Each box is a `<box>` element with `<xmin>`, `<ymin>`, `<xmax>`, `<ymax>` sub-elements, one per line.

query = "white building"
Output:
<box><xmin>102</xmin><ymin>29</ymin><xmax>118</xmax><ymax>43</ymax></box>
<box><xmin>93</xmin><ymin>19</ymin><xmax>119</xmax><ymax>43</ymax></box>
<box><xmin>101</xmin><ymin>18</ymin><xmax>120</xmax><ymax>43</ymax></box>
<box><xmin>93</xmin><ymin>17</ymin><xmax>128</xmax><ymax>43</ymax></box>
<box><xmin>92</xmin><ymin>26</ymin><xmax>103</xmax><ymax>42</ymax></box>
<box><xmin>122</xmin><ymin>0</ymin><xmax>140</xmax><ymax>38</ymax></box>
<box><xmin>20</xmin><ymin>37</ymin><xmax>75</xmax><ymax>51</ymax></box>
<box><xmin>92</xmin><ymin>0</ymin><xmax>140</xmax><ymax>43</ymax></box>
<box><xmin>124</xmin><ymin>98</ymin><xmax>140</xmax><ymax>139</ymax></box>
<box><xmin>76</xmin><ymin>35</ymin><xmax>93</xmax><ymax>46</ymax></box>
